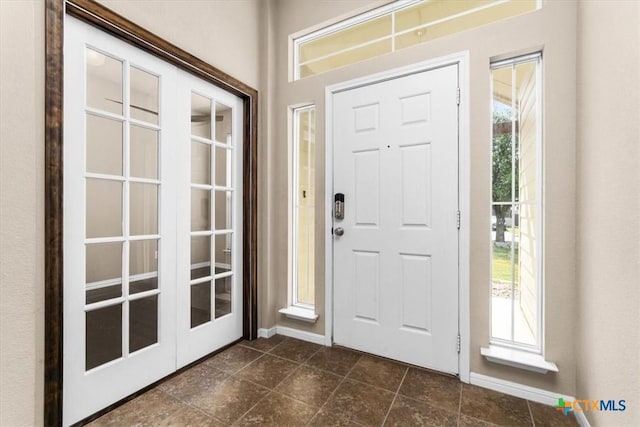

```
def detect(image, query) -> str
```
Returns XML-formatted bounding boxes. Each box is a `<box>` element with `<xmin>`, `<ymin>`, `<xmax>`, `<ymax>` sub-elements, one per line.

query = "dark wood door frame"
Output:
<box><xmin>44</xmin><ymin>0</ymin><xmax>259</xmax><ymax>424</ymax></box>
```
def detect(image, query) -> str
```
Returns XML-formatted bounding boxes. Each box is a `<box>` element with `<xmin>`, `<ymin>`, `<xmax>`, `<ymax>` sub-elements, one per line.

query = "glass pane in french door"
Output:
<box><xmin>130</xmin><ymin>125</ymin><xmax>159</xmax><ymax>179</ymax></box>
<box><xmin>86</xmin><ymin>48</ymin><xmax>122</xmax><ymax>115</ymax></box>
<box><xmin>215</xmin><ymin>102</ymin><xmax>232</xmax><ymax>145</ymax></box>
<box><xmin>84</xmin><ymin>53</ymin><xmax>162</xmax><ymax>370</ymax></box>
<box><xmin>130</xmin><ymin>66</ymin><xmax>159</xmax><ymax>125</ymax></box>
<box><xmin>215</xmin><ymin>275</ymin><xmax>232</xmax><ymax>318</ymax></box>
<box><xmin>191</xmin><ymin>93</ymin><xmax>212</xmax><ymax>139</ymax></box>
<box><xmin>130</xmin><ymin>295</ymin><xmax>159</xmax><ymax>353</ymax></box>
<box><xmin>86</xmin><ymin>304</ymin><xmax>122</xmax><ymax>370</ymax></box>
<box><xmin>86</xmin><ymin>242</ymin><xmax>122</xmax><ymax>304</ymax></box>
<box><xmin>129</xmin><ymin>239</ymin><xmax>158</xmax><ymax>294</ymax></box>
<box><xmin>215</xmin><ymin>233</ymin><xmax>232</xmax><ymax>275</ymax></box>
<box><xmin>191</xmin><ymin>282</ymin><xmax>211</xmax><ymax>328</ymax></box>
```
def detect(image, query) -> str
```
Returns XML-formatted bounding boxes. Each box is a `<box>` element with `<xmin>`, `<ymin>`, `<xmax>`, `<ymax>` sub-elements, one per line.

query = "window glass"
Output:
<box><xmin>293</xmin><ymin>106</ymin><xmax>316</xmax><ymax>306</ymax></box>
<box><xmin>490</xmin><ymin>54</ymin><xmax>541</xmax><ymax>350</ymax></box>
<box><xmin>294</xmin><ymin>0</ymin><xmax>539</xmax><ymax>79</ymax></box>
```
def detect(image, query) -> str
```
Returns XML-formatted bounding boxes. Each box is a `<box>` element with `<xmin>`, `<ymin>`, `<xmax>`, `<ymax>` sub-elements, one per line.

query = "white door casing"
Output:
<box><xmin>331</xmin><ymin>64</ymin><xmax>460</xmax><ymax>374</ymax></box>
<box><xmin>64</xmin><ymin>17</ymin><xmax>243</xmax><ymax>425</ymax></box>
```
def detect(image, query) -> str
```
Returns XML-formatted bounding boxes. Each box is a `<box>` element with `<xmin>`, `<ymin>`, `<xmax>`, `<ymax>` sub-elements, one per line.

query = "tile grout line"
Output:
<box><xmin>231</xmin><ymin>351</ymin><xmax>269</xmax><ymax>377</ymax></box>
<box><xmin>232</xmin><ymin>360</ymin><xmax>302</xmax><ymax>394</ymax></box>
<box><xmin>154</xmin><ymin>386</ymin><xmax>231</xmax><ymax>426</ymax></box>
<box><xmin>304</xmin><ymin>353</ymin><xmax>366</xmax><ymax>427</ymax></box>
<box><xmin>154</xmin><ymin>373</ymin><xmax>232</xmax><ymax>424</ymax></box>
<box><xmin>380</xmin><ymin>366</ymin><xmax>409</xmax><ymax>426</ymax></box>
<box><xmin>278</xmin><ymin>340</ymin><xmax>326</xmax><ymax>364</ymax></box>
<box><xmin>457</xmin><ymin>382</ymin><xmax>463</xmax><ymax>427</ymax></box>
<box><xmin>174</xmin><ymin>395</ymin><xmax>230</xmax><ymax>425</ymax></box>
<box><xmin>232</xmin><ymin>339</ymin><xmax>325</xmax><ymax>391</ymax></box>
<box><xmin>299</xmin><ymin>351</ymin><xmax>411</xmax><ymax>395</ymax></box>
<box><xmin>327</xmin><ymin>366</ymin><xmax>410</xmax><ymax>396</ymax></box>
<box><xmin>231</xmin><ymin>355</ymin><xmax>312</xmax><ymax>426</ymax></box>
<box><xmin>167</xmin><ymin>353</ymin><xmax>273</xmax><ymax>425</ymax></box>
<box><xmin>143</xmin><ymin>388</ymin><xmax>193</xmax><ymax>422</ymax></box>
<box><xmin>181</xmin><ymin>374</ymin><xmax>271</xmax><ymax>424</ymax></box>
<box><xmin>290</xmin><ymin>347</ymin><xmax>449</xmax><ymax>402</ymax></box>
<box><xmin>242</xmin><ymin>343</ymin><xmax>363</xmax><ymax>383</ymax></box>
<box><xmin>258</xmin><ymin>341</ymin><xmax>331</xmax><ymax>411</ymax></box>
<box><xmin>228</xmin><ymin>386</ymin><xmax>275</xmax><ymax>426</ymax></box>
<box><xmin>230</xmin><ymin>365</ymin><xmax>336</xmax><ymax>413</ymax></box>
<box><xmin>236</xmin><ymin>335</ymin><xmax>289</xmax><ymax>354</ymax></box>
<box><xmin>332</xmin><ymin>345</ymin><xmax>459</xmax><ymax>380</ymax></box>
<box><xmin>527</xmin><ymin>400</ymin><xmax>536</xmax><ymax>427</ymax></box>
<box><xmin>269</xmin><ymin>386</ymin><xmax>325</xmax><ymax>411</ymax></box>
<box><xmin>239</xmin><ymin>338</ymin><xmax>324</xmax><ymax>367</ymax></box>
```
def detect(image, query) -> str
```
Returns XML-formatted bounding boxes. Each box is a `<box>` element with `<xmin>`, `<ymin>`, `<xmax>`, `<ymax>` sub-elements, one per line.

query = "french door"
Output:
<box><xmin>63</xmin><ymin>17</ymin><xmax>242</xmax><ymax>426</ymax></box>
<box><xmin>176</xmin><ymin>73</ymin><xmax>243</xmax><ymax>366</ymax></box>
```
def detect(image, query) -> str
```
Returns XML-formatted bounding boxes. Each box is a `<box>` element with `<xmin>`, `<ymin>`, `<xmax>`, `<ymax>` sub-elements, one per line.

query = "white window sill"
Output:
<box><xmin>481</xmin><ymin>345</ymin><xmax>558</xmax><ymax>374</ymax></box>
<box><xmin>279</xmin><ymin>306</ymin><xmax>318</xmax><ymax>323</ymax></box>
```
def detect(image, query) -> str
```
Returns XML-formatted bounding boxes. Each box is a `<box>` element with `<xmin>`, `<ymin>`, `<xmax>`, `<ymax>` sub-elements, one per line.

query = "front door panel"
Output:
<box><xmin>333</xmin><ymin>65</ymin><xmax>460</xmax><ymax>374</ymax></box>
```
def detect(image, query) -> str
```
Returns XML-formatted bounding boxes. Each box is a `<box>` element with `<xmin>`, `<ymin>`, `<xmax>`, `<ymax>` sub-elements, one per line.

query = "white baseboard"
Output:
<box><xmin>257</xmin><ymin>325</ymin><xmax>326</xmax><ymax>345</ymax></box>
<box><xmin>470</xmin><ymin>372</ymin><xmax>574</xmax><ymax>405</ymax></box>
<box><xmin>573</xmin><ymin>402</ymin><xmax>591</xmax><ymax>427</ymax></box>
<box><xmin>274</xmin><ymin>326</ymin><xmax>326</xmax><ymax>345</ymax></box>
<box><xmin>257</xmin><ymin>327</ymin><xmax>276</xmax><ymax>338</ymax></box>
<box><xmin>469</xmin><ymin>373</ymin><xmax>588</xmax><ymax>426</ymax></box>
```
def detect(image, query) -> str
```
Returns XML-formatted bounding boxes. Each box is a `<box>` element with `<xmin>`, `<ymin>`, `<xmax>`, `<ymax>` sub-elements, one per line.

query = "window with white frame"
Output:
<box><xmin>293</xmin><ymin>0</ymin><xmax>540</xmax><ymax>80</ymax></box>
<box><xmin>292</xmin><ymin>105</ymin><xmax>316</xmax><ymax>308</ymax></box>
<box><xmin>490</xmin><ymin>53</ymin><xmax>542</xmax><ymax>352</ymax></box>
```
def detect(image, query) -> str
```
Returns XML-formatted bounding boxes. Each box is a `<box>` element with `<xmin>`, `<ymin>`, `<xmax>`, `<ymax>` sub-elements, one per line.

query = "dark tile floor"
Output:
<box><xmin>88</xmin><ymin>335</ymin><xmax>578</xmax><ymax>426</ymax></box>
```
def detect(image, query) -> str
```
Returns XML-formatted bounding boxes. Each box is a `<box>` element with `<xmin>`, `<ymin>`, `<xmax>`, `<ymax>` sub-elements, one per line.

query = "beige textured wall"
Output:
<box><xmin>0</xmin><ymin>2</ymin><xmax>45</xmax><ymax>425</ymax></box>
<box><xmin>576</xmin><ymin>1</ymin><xmax>640</xmax><ymax>426</ymax></box>
<box><xmin>269</xmin><ymin>0</ymin><xmax>578</xmax><ymax>395</ymax></box>
<box><xmin>257</xmin><ymin>0</ymin><xmax>277</xmax><ymax>330</ymax></box>
<box><xmin>0</xmin><ymin>0</ymin><xmax>261</xmax><ymax>424</ymax></box>
<box><xmin>97</xmin><ymin>0</ymin><xmax>261</xmax><ymax>89</ymax></box>
<box><xmin>261</xmin><ymin>0</ymin><xmax>378</xmax><ymax>330</ymax></box>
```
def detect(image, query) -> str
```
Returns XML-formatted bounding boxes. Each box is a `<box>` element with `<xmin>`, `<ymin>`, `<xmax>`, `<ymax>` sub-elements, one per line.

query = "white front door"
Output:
<box><xmin>332</xmin><ymin>65</ymin><xmax>460</xmax><ymax>374</ymax></box>
<box><xmin>63</xmin><ymin>17</ymin><xmax>242</xmax><ymax>425</ymax></box>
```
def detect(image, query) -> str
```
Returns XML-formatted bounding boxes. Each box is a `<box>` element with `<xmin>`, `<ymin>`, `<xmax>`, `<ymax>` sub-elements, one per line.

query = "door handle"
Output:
<box><xmin>334</xmin><ymin>227</ymin><xmax>344</xmax><ymax>236</ymax></box>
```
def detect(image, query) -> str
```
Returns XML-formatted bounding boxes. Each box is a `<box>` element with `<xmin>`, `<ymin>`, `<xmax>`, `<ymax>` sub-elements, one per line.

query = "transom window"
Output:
<box><xmin>293</xmin><ymin>0</ymin><xmax>540</xmax><ymax>80</ymax></box>
<box><xmin>490</xmin><ymin>53</ymin><xmax>543</xmax><ymax>352</ymax></box>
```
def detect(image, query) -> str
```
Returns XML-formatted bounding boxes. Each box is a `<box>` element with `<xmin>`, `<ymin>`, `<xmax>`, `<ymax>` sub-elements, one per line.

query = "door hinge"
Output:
<box><xmin>456</xmin><ymin>87</ymin><xmax>460</xmax><ymax>106</ymax></box>
<box><xmin>456</xmin><ymin>334</ymin><xmax>461</xmax><ymax>354</ymax></box>
<box><xmin>456</xmin><ymin>210</ymin><xmax>461</xmax><ymax>229</ymax></box>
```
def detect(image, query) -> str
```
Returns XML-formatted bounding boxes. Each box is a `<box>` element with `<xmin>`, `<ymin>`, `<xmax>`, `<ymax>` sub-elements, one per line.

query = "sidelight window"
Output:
<box><xmin>489</xmin><ymin>53</ymin><xmax>543</xmax><ymax>353</ymax></box>
<box><xmin>292</xmin><ymin>106</ymin><xmax>317</xmax><ymax>310</ymax></box>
